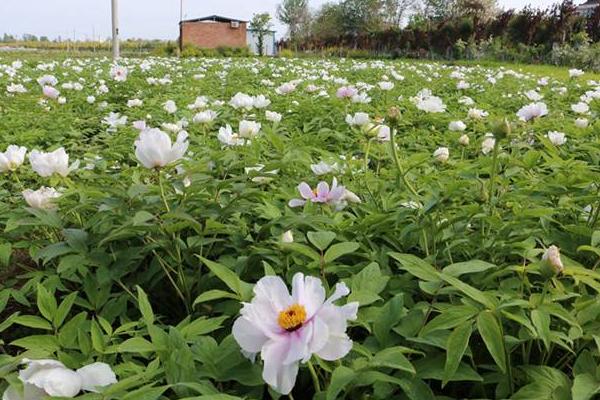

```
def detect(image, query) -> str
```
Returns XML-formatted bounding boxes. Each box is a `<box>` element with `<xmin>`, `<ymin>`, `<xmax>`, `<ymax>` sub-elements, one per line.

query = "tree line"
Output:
<box><xmin>276</xmin><ymin>0</ymin><xmax>600</xmax><ymax>58</ymax></box>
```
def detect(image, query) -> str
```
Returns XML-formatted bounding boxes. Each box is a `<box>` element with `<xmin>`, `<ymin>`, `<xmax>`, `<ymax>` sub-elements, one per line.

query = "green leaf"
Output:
<box><xmin>531</xmin><ymin>309</ymin><xmax>551</xmax><ymax>350</ymax></box>
<box><xmin>54</xmin><ymin>291</ymin><xmax>78</xmax><ymax>328</ymax></box>
<box><xmin>133</xmin><ymin>211</ymin><xmax>155</xmax><ymax>226</ymax></box>
<box><xmin>327</xmin><ymin>366</ymin><xmax>356</xmax><ymax>400</ymax></box>
<box><xmin>118</xmin><ymin>337</ymin><xmax>155</xmax><ymax>353</ymax></box>
<box><xmin>348</xmin><ymin>262</ymin><xmax>389</xmax><ymax>306</ymax></box>
<box><xmin>37</xmin><ymin>284</ymin><xmax>57</xmax><ymax>321</ymax></box>
<box><xmin>11</xmin><ymin>335</ymin><xmax>60</xmax><ymax>352</ymax></box>
<box><xmin>389</xmin><ymin>252</ymin><xmax>439</xmax><ymax>282</ymax></box>
<box><xmin>280</xmin><ymin>243</ymin><xmax>321</xmax><ymax>261</ymax></box>
<box><xmin>572</xmin><ymin>374</ymin><xmax>600</xmax><ymax>400</ymax></box>
<box><xmin>442</xmin><ymin>260</ymin><xmax>497</xmax><ymax>277</ymax></box>
<box><xmin>136</xmin><ymin>286</ymin><xmax>155</xmax><ymax>326</ymax></box>
<box><xmin>439</xmin><ymin>273</ymin><xmax>496</xmax><ymax>309</ymax></box>
<box><xmin>180</xmin><ymin>316</ymin><xmax>228</xmax><ymax>339</ymax></box>
<box><xmin>14</xmin><ymin>315</ymin><xmax>53</xmax><ymax>330</ymax></box>
<box><xmin>370</xmin><ymin>347</ymin><xmax>416</xmax><ymax>374</ymax></box>
<box><xmin>476</xmin><ymin>311</ymin><xmax>506</xmax><ymax>373</ymax></box>
<box><xmin>0</xmin><ymin>243</ymin><xmax>12</xmax><ymax>267</ymax></box>
<box><xmin>198</xmin><ymin>257</ymin><xmax>252</xmax><ymax>300</ymax></box>
<box><xmin>443</xmin><ymin>322</ymin><xmax>472</xmax><ymax>386</ymax></box>
<box><xmin>307</xmin><ymin>231</ymin><xmax>336</xmax><ymax>251</ymax></box>
<box><xmin>324</xmin><ymin>242</ymin><xmax>360</xmax><ymax>263</ymax></box>
<box><xmin>63</xmin><ymin>228</ymin><xmax>89</xmax><ymax>253</ymax></box>
<box><xmin>193</xmin><ymin>290</ymin><xmax>239</xmax><ymax>305</ymax></box>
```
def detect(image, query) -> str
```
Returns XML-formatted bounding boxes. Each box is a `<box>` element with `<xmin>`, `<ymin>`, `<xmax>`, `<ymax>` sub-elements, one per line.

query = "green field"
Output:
<box><xmin>1</xmin><ymin>53</ymin><xmax>599</xmax><ymax>399</ymax></box>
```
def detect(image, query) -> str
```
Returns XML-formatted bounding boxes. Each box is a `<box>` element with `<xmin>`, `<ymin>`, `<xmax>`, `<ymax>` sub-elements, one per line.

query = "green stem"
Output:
<box><xmin>307</xmin><ymin>360</ymin><xmax>321</xmax><ymax>393</ymax></box>
<box><xmin>487</xmin><ymin>141</ymin><xmax>500</xmax><ymax>208</ymax></box>
<box><xmin>157</xmin><ymin>170</ymin><xmax>171</xmax><ymax>213</ymax></box>
<box><xmin>389</xmin><ymin>126</ymin><xmax>418</xmax><ymax>197</ymax></box>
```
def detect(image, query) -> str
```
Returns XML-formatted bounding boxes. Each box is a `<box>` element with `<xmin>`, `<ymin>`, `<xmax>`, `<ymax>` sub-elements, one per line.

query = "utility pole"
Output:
<box><xmin>179</xmin><ymin>0</ymin><xmax>184</xmax><ymax>55</ymax></box>
<box><xmin>111</xmin><ymin>0</ymin><xmax>120</xmax><ymax>59</ymax></box>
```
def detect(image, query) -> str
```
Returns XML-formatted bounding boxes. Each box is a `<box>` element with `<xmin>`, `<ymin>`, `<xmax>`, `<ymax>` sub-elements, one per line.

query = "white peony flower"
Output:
<box><xmin>458</xmin><ymin>134</ymin><xmax>470</xmax><ymax>146</ymax></box>
<box><xmin>345</xmin><ymin>112</ymin><xmax>370</xmax><ymax>127</ymax></box>
<box><xmin>546</xmin><ymin>131</ymin><xmax>567</xmax><ymax>146</ymax></box>
<box><xmin>163</xmin><ymin>100</ymin><xmax>177</xmax><ymax>114</ymax></box>
<box><xmin>238</xmin><ymin>120</ymin><xmax>261</xmax><ymax>138</ymax></box>
<box><xmin>571</xmin><ymin>102</ymin><xmax>590</xmax><ymax>114</ymax></box>
<box><xmin>193</xmin><ymin>110</ymin><xmax>218</xmax><ymax>124</ymax></box>
<box><xmin>217</xmin><ymin>125</ymin><xmax>246</xmax><ymax>146</ymax></box>
<box><xmin>433</xmin><ymin>147</ymin><xmax>449</xmax><ymax>163</ymax></box>
<box><xmin>481</xmin><ymin>135</ymin><xmax>496</xmax><ymax>155</ymax></box>
<box><xmin>265</xmin><ymin>110</ymin><xmax>282</xmax><ymax>123</ymax></box>
<box><xmin>517</xmin><ymin>102</ymin><xmax>548</xmax><ymax>121</ymax></box>
<box><xmin>575</xmin><ymin>118</ymin><xmax>589</xmax><ymax>128</ymax></box>
<box><xmin>0</xmin><ymin>145</ymin><xmax>27</xmax><ymax>172</ymax></box>
<box><xmin>127</xmin><ymin>98</ymin><xmax>143</xmax><ymax>107</ymax></box>
<box><xmin>29</xmin><ymin>148</ymin><xmax>78</xmax><ymax>177</ymax></box>
<box><xmin>449</xmin><ymin>121</ymin><xmax>466</xmax><ymax>132</ymax></box>
<box><xmin>22</xmin><ymin>187</ymin><xmax>61</xmax><ymax>210</ymax></box>
<box><xmin>2</xmin><ymin>359</ymin><xmax>117</xmax><ymax>400</ymax></box>
<box><xmin>134</xmin><ymin>129</ymin><xmax>188</xmax><ymax>169</ymax></box>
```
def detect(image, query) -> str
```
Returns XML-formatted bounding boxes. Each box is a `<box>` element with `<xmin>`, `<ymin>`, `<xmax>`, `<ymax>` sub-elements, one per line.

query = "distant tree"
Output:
<box><xmin>422</xmin><ymin>0</ymin><xmax>458</xmax><ymax>20</ymax></box>
<box><xmin>456</xmin><ymin>0</ymin><xmax>498</xmax><ymax>22</ymax></box>
<box><xmin>277</xmin><ymin>0</ymin><xmax>310</xmax><ymax>43</ymax></box>
<box><xmin>382</xmin><ymin>0</ymin><xmax>421</xmax><ymax>27</ymax></box>
<box><xmin>340</xmin><ymin>0</ymin><xmax>385</xmax><ymax>36</ymax></box>
<box><xmin>250</xmin><ymin>13</ymin><xmax>273</xmax><ymax>56</ymax></box>
<box><xmin>311</xmin><ymin>3</ymin><xmax>346</xmax><ymax>40</ymax></box>
<box><xmin>550</xmin><ymin>0</ymin><xmax>579</xmax><ymax>44</ymax></box>
<box><xmin>40</xmin><ymin>36</ymin><xmax>49</xmax><ymax>42</ymax></box>
<box><xmin>22</xmin><ymin>33</ymin><xmax>39</xmax><ymax>41</ymax></box>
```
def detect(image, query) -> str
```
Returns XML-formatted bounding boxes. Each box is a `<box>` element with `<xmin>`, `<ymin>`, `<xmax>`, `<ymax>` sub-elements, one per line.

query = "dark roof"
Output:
<box><xmin>180</xmin><ymin>15</ymin><xmax>248</xmax><ymax>24</ymax></box>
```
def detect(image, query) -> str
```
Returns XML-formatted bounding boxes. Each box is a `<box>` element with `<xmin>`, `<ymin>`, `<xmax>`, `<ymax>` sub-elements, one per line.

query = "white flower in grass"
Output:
<box><xmin>230</xmin><ymin>92</ymin><xmax>255</xmax><ymax>110</ymax></box>
<box><xmin>163</xmin><ymin>100</ymin><xmax>177</xmax><ymax>114</ymax></box>
<box><xmin>281</xmin><ymin>230</ymin><xmax>294</xmax><ymax>243</ymax></box>
<box><xmin>266</xmin><ymin>111</ymin><xmax>282</xmax><ymax>123</ymax></box>
<box><xmin>575</xmin><ymin>118</ymin><xmax>589</xmax><ymax>128</ymax></box>
<box><xmin>546</xmin><ymin>131</ymin><xmax>567</xmax><ymax>146</ymax></box>
<box><xmin>134</xmin><ymin>129</ymin><xmax>188</xmax><ymax>169</ymax></box>
<box><xmin>0</xmin><ymin>145</ymin><xmax>27</xmax><ymax>172</ymax></box>
<box><xmin>110</xmin><ymin>65</ymin><xmax>128</xmax><ymax>81</ymax></box>
<box><xmin>571</xmin><ymin>102</ymin><xmax>589</xmax><ymax>114</ymax></box>
<box><xmin>517</xmin><ymin>102</ymin><xmax>548</xmax><ymax>121</ymax></box>
<box><xmin>459</xmin><ymin>134</ymin><xmax>470</xmax><ymax>146</ymax></box>
<box><xmin>449</xmin><ymin>121</ymin><xmax>466</xmax><ymax>132</ymax></box>
<box><xmin>345</xmin><ymin>112</ymin><xmax>370</xmax><ymax>127</ymax></box>
<box><xmin>569</xmin><ymin>69</ymin><xmax>584</xmax><ymax>78</ymax></box>
<box><xmin>481</xmin><ymin>134</ymin><xmax>496</xmax><ymax>155</ymax></box>
<box><xmin>217</xmin><ymin>125</ymin><xmax>246</xmax><ymax>146</ymax></box>
<box><xmin>433</xmin><ymin>147</ymin><xmax>449</xmax><ymax>163</ymax></box>
<box><xmin>232</xmin><ymin>273</ymin><xmax>358</xmax><ymax>394</ymax></box>
<box><xmin>467</xmin><ymin>108</ymin><xmax>488</xmax><ymax>119</ymax></box>
<box><xmin>239</xmin><ymin>120</ymin><xmax>261</xmax><ymax>138</ymax></box>
<box><xmin>42</xmin><ymin>86</ymin><xmax>59</xmax><ymax>99</ymax></box>
<box><xmin>22</xmin><ymin>187</ymin><xmax>61</xmax><ymax>210</ymax></box>
<box><xmin>29</xmin><ymin>148</ymin><xmax>78</xmax><ymax>177</ymax></box>
<box><xmin>127</xmin><ymin>98</ymin><xmax>143</xmax><ymax>107</ymax></box>
<box><xmin>193</xmin><ymin>110</ymin><xmax>218</xmax><ymax>124</ymax></box>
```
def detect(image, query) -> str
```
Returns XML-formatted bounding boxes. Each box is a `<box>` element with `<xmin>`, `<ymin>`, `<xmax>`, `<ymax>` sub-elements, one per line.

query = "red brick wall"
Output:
<box><xmin>181</xmin><ymin>21</ymin><xmax>247</xmax><ymax>48</ymax></box>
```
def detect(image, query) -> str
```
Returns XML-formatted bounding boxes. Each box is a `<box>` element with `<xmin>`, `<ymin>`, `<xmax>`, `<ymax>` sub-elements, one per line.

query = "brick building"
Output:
<box><xmin>180</xmin><ymin>15</ymin><xmax>248</xmax><ymax>49</ymax></box>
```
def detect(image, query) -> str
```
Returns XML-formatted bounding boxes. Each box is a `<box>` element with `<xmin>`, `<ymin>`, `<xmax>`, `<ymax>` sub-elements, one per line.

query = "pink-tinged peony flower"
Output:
<box><xmin>42</xmin><ymin>86</ymin><xmax>60</xmax><ymax>99</ymax></box>
<box><xmin>133</xmin><ymin>120</ymin><xmax>147</xmax><ymax>131</ymax></box>
<box><xmin>288</xmin><ymin>178</ymin><xmax>360</xmax><ymax>210</ymax></box>
<box><xmin>232</xmin><ymin>273</ymin><xmax>358</xmax><ymax>394</ymax></box>
<box><xmin>336</xmin><ymin>86</ymin><xmax>357</xmax><ymax>99</ymax></box>
<box><xmin>516</xmin><ymin>102</ymin><xmax>548</xmax><ymax>121</ymax></box>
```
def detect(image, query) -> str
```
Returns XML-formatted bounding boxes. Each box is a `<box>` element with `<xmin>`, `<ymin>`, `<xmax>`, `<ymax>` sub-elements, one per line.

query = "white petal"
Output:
<box><xmin>232</xmin><ymin>316</ymin><xmax>269</xmax><ymax>353</ymax></box>
<box><xmin>19</xmin><ymin>359</ymin><xmax>65</xmax><ymax>382</ymax></box>
<box><xmin>40</xmin><ymin>368</ymin><xmax>82</xmax><ymax>397</ymax></box>
<box><xmin>253</xmin><ymin>276</ymin><xmax>292</xmax><ymax>313</ymax></box>
<box><xmin>291</xmin><ymin>273</ymin><xmax>325</xmax><ymax>319</ymax></box>
<box><xmin>76</xmin><ymin>362</ymin><xmax>117</xmax><ymax>392</ymax></box>
<box><xmin>261</xmin><ymin>339</ymin><xmax>299</xmax><ymax>395</ymax></box>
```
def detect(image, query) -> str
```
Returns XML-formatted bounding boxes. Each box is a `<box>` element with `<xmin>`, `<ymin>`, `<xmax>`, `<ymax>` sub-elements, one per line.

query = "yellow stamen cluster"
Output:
<box><xmin>278</xmin><ymin>304</ymin><xmax>307</xmax><ymax>331</ymax></box>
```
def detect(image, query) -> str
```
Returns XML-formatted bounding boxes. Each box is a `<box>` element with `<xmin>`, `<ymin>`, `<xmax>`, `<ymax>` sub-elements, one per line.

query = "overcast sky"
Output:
<box><xmin>0</xmin><ymin>0</ymin><xmax>570</xmax><ymax>41</ymax></box>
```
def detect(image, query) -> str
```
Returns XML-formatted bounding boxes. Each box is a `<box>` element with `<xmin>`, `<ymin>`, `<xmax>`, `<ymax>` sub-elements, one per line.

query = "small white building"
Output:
<box><xmin>247</xmin><ymin>29</ymin><xmax>277</xmax><ymax>56</ymax></box>
<box><xmin>576</xmin><ymin>0</ymin><xmax>599</xmax><ymax>17</ymax></box>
